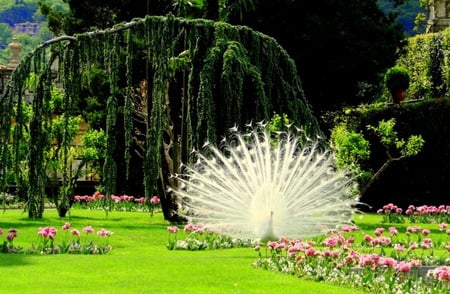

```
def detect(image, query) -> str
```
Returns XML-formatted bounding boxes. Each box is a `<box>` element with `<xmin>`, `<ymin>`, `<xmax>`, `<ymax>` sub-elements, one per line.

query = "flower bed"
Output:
<box><xmin>0</xmin><ymin>223</ymin><xmax>113</xmax><ymax>254</ymax></box>
<box><xmin>170</xmin><ymin>203</ymin><xmax>450</xmax><ymax>293</ymax></box>
<box><xmin>73</xmin><ymin>191</ymin><xmax>161</xmax><ymax>215</ymax></box>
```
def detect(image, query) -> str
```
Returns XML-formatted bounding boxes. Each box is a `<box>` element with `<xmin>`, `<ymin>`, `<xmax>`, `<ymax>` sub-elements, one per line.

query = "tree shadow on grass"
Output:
<box><xmin>0</xmin><ymin>254</ymin><xmax>31</xmax><ymax>266</ymax></box>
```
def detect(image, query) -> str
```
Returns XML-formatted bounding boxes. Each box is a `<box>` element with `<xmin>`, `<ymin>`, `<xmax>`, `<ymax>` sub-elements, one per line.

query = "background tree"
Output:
<box><xmin>38</xmin><ymin>0</ymin><xmax>409</xmax><ymax>118</ymax></box>
<box><xmin>1</xmin><ymin>15</ymin><xmax>320</xmax><ymax>219</ymax></box>
<box><xmin>227</xmin><ymin>0</ymin><xmax>406</xmax><ymax>113</ymax></box>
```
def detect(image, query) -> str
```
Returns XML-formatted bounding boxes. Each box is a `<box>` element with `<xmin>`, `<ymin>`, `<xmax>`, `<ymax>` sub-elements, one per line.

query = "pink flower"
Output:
<box><xmin>407</xmin><ymin>226</ymin><xmax>421</xmax><ymax>234</ymax></box>
<box><xmin>364</xmin><ymin>234</ymin><xmax>373</xmax><ymax>242</ymax></box>
<box><xmin>97</xmin><ymin>228</ymin><xmax>113</xmax><ymax>237</ymax></box>
<box><xmin>374</xmin><ymin>227</ymin><xmax>385</xmax><ymax>236</ymax></box>
<box><xmin>429</xmin><ymin>266</ymin><xmax>450</xmax><ymax>281</ymax></box>
<box><xmin>83</xmin><ymin>226</ymin><xmax>94</xmax><ymax>234</ymax></box>
<box><xmin>8</xmin><ymin>228</ymin><xmax>17</xmax><ymax>237</ymax></box>
<box><xmin>396</xmin><ymin>261</ymin><xmax>412</xmax><ymax>272</ymax></box>
<box><xmin>394</xmin><ymin>243</ymin><xmax>405</xmax><ymax>252</ymax></box>
<box><xmin>6</xmin><ymin>233</ymin><xmax>15</xmax><ymax>241</ymax></box>
<box><xmin>93</xmin><ymin>191</ymin><xmax>104</xmax><ymax>199</ymax></box>
<box><xmin>184</xmin><ymin>223</ymin><xmax>196</xmax><ymax>232</ymax></box>
<box><xmin>389</xmin><ymin>226</ymin><xmax>398</xmax><ymax>236</ymax></box>
<box><xmin>150</xmin><ymin>196</ymin><xmax>160</xmax><ymax>205</ymax></box>
<box><xmin>62</xmin><ymin>222</ymin><xmax>71</xmax><ymax>230</ymax></box>
<box><xmin>383</xmin><ymin>257</ymin><xmax>397</xmax><ymax>269</ymax></box>
<box><xmin>422</xmin><ymin>238</ymin><xmax>433</xmax><ymax>244</ymax></box>
<box><xmin>323</xmin><ymin>236</ymin><xmax>339</xmax><ymax>247</ymax></box>
<box><xmin>323</xmin><ymin>249</ymin><xmax>340</xmax><ymax>258</ymax></box>
<box><xmin>267</xmin><ymin>241</ymin><xmax>278</xmax><ymax>249</ymax></box>
<box><xmin>134</xmin><ymin>197</ymin><xmax>146</xmax><ymax>203</ymax></box>
<box><xmin>305</xmin><ymin>247</ymin><xmax>318</xmax><ymax>257</ymax></box>
<box><xmin>38</xmin><ymin>227</ymin><xmax>57</xmax><ymax>239</ymax></box>
<box><xmin>421</xmin><ymin>242</ymin><xmax>430</xmax><ymax>250</ymax></box>
<box><xmin>71</xmin><ymin>229</ymin><xmax>80</xmax><ymax>237</ymax></box>
<box><xmin>254</xmin><ymin>245</ymin><xmax>261</xmax><ymax>251</ymax></box>
<box><xmin>194</xmin><ymin>227</ymin><xmax>205</xmax><ymax>235</ymax></box>
<box><xmin>408</xmin><ymin>243</ymin><xmax>418</xmax><ymax>251</ymax></box>
<box><xmin>341</xmin><ymin>225</ymin><xmax>358</xmax><ymax>233</ymax></box>
<box><xmin>0</xmin><ymin>228</ymin><xmax>3</xmax><ymax>235</ymax></box>
<box><xmin>167</xmin><ymin>226</ymin><xmax>179</xmax><ymax>233</ymax></box>
<box><xmin>439</xmin><ymin>222</ymin><xmax>448</xmax><ymax>231</ymax></box>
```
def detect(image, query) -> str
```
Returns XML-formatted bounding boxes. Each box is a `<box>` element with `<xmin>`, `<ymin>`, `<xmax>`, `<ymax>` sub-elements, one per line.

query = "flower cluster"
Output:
<box><xmin>166</xmin><ymin>224</ymin><xmax>257</xmax><ymax>251</ymax></box>
<box><xmin>378</xmin><ymin>203</ymin><xmax>450</xmax><ymax>224</ymax></box>
<box><xmin>377</xmin><ymin>203</ymin><xmax>405</xmax><ymax>223</ymax></box>
<box><xmin>406</xmin><ymin>204</ymin><xmax>450</xmax><ymax>224</ymax></box>
<box><xmin>253</xmin><ymin>220</ymin><xmax>450</xmax><ymax>294</ymax></box>
<box><xmin>0</xmin><ymin>228</ymin><xmax>21</xmax><ymax>253</ymax></box>
<box><xmin>73</xmin><ymin>191</ymin><xmax>160</xmax><ymax>214</ymax></box>
<box><xmin>0</xmin><ymin>223</ymin><xmax>114</xmax><ymax>255</ymax></box>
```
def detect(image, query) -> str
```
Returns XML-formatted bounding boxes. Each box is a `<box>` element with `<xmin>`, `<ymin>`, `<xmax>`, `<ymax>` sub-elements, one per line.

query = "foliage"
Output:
<box><xmin>0</xmin><ymin>22</ymin><xmax>12</xmax><ymax>49</ymax></box>
<box><xmin>330</xmin><ymin>123</ymin><xmax>372</xmax><ymax>183</ymax></box>
<box><xmin>330</xmin><ymin>118</ymin><xmax>424</xmax><ymax>197</ymax></box>
<box><xmin>266</xmin><ymin>112</ymin><xmax>291</xmax><ymax>133</ymax></box>
<box><xmin>394</xmin><ymin>31</ymin><xmax>447</xmax><ymax>100</ymax></box>
<box><xmin>377</xmin><ymin>0</ymin><xmax>427</xmax><ymax>36</ymax></box>
<box><xmin>367</xmin><ymin>118</ymin><xmax>424</xmax><ymax>158</ymax></box>
<box><xmin>0</xmin><ymin>0</ymin><xmax>60</xmax><ymax>64</ymax></box>
<box><xmin>228</xmin><ymin>1</ymin><xmax>406</xmax><ymax>110</ymax></box>
<box><xmin>0</xmin><ymin>1</ymin><xmax>39</xmax><ymax>26</ymax></box>
<box><xmin>384</xmin><ymin>65</ymin><xmax>410</xmax><ymax>94</ymax></box>
<box><xmin>0</xmin><ymin>15</ymin><xmax>321</xmax><ymax>219</ymax></box>
<box><xmin>36</xmin><ymin>0</ymin><xmax>407</xmax><ymax>111</ymax></box>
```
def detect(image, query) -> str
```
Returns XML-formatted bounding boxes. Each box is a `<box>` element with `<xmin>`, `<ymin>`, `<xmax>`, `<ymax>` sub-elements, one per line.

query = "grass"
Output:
<box><xmin>0</xmin><ymin>208</ymin><xmax>364</xmax><ymax>294</ymax></box>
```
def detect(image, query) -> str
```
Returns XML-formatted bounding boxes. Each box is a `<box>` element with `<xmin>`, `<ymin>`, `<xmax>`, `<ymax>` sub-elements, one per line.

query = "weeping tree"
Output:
<box><xmin>0</xmin><ymin>14</ymin><xmax>322</xmax><ymax>219</ymax></box>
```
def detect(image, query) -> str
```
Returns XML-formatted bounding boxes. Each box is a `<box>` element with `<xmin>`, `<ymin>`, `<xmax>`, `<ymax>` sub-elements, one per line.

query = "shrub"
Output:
<box><xmin>384</xmin><ymin>65</ymin><xmax>410</xmax><ymax>95</ymax></box>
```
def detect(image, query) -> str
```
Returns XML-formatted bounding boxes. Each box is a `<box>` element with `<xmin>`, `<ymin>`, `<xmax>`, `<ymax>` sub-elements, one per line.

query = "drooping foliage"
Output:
<box><xmin>0</xmin><ymin>14</ymin><xmax>321</xmax><ymax>219</ymax></box>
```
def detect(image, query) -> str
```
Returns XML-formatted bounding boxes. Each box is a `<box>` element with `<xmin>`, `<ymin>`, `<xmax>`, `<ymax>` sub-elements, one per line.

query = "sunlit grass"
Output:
<box><xmin>0</xmin><ymin>208</ymin><xmax>363</xmax><ymax>294</ymax></box>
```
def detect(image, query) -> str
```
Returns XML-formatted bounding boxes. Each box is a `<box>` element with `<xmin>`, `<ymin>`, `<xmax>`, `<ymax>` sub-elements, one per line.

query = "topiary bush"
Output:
<box><xmin>384</xmin><ymin>65</ymin><xmax>410</xmax><ymax>102</ymax></box>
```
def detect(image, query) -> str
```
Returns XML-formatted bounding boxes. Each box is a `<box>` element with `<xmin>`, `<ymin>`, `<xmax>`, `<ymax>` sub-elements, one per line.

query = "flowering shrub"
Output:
<box><xmin>0</xmin><ymin>223</ymin><xmax>113</xmax><ymax>254</ymax></box>
<box><xmin>73</xmin><ymin>191</ymin><xmax>161</xmax><ymax>215</ymax></box>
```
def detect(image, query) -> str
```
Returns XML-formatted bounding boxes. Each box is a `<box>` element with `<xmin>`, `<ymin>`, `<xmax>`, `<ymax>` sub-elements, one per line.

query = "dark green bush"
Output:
<box><xmin>384</xmin><ymin>65</ymin><xmax>410</xmax><ymax>95</ymax></box>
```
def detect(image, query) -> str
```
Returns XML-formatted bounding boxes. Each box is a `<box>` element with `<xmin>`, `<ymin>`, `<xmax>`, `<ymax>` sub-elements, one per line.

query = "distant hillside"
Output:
<box><xmin>378</xmin><ymin>0</ymin><xmax>427</xmax><ymax>36</ymax></box>
<box><xmin>0</xmin><ymin>2</ymin><xmax>42</xmax><ymax>25</ymax></box>
<box><xmin>0</xmin><ymin>0</ymin><xmax>67</xmax><ymax>65</ymax></box>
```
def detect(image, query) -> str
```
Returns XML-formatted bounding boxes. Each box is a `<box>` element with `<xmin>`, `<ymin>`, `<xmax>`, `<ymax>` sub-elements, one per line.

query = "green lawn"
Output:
<box><xmin>0</xmin><ymin>209</ymin><xmax>363</xmax><ymax>294</ymax></box>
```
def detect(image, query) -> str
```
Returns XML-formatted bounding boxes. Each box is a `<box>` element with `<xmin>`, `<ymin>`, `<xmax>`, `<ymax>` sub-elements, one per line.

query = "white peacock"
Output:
<box><xmin>172</xmin><ymin>125</ymin><xmax>360</xmax><ymax>242</ymax></box>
